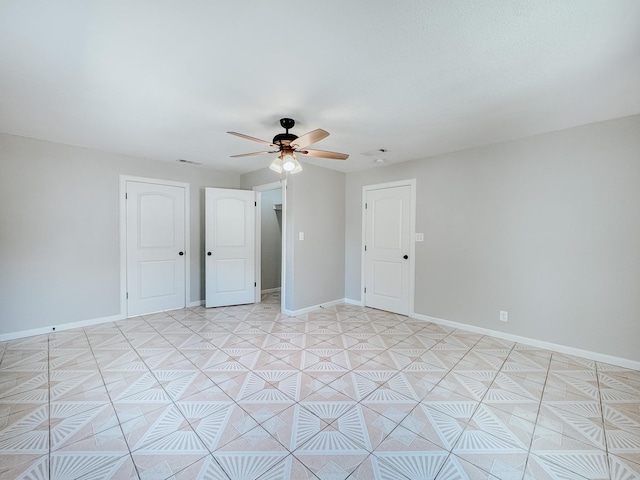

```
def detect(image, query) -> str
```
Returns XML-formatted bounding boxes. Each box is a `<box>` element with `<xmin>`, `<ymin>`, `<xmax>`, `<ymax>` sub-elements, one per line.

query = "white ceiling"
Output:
<box><xmin>1</xmin><ymin>1</ymin><xmax>639</xmax><ymax>173</ymax></box>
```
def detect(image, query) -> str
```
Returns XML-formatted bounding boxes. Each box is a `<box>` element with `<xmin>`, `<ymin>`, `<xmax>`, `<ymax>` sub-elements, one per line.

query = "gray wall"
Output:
<box><xmin>0</xmin><ymin>133</ymin><xmax>239</xmax><ymax>335</ymax></box>
<box><xmin>5</xmin><ymin>113</ymin><xmax>638</xmax><ymax>363</ymax></box>
<box><xmin>346</xmin><ymin>114</ymin><xmax>640</xmax><ymax>362</ymax></box>
<box><xmin>242</xmin><ymin>163</ymin><xmax>346</xmax><ymax>312</ymax></box>
<box><xmin>260</xmin><ymin>188</ymin><xmax>282</xmax><ymax>291</ymax></box>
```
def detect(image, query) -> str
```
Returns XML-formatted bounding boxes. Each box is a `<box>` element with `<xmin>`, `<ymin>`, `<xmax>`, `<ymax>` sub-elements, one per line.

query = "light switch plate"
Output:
<box><xmin>299</xmin><ymin>232</ymin><xmax>304</xmax><ymax>241</ymax></box>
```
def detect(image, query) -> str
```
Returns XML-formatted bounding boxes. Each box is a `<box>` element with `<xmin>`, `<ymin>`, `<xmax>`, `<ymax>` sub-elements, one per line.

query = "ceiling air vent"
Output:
<box><xmin>361</xmin><ymin>148</ymin><xmax>388</xmax><ymax>156</ymax></box>
<box><xmin>176</xmin><ymin>159</ymin><xmax>202</xmax><ymax>165</ymax></box>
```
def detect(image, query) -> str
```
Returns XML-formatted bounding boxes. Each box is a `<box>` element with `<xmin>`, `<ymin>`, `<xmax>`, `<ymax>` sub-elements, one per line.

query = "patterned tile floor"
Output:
<box><xmin>1</xmin><ymin>293</ymin><xmax>639</xmax><ymax>479</ymax></box>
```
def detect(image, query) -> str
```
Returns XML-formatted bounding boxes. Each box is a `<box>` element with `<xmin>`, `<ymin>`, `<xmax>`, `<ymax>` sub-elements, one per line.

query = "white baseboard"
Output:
<box><xmin>281</xmin><ymin>298</ymin><xmax>345</xmax><ymax>317</ymax></box>
<box><xmin>3</xmin><ymin>300</ymin><xmax>637</xmax><ymax>371</ymax></box>
<box><xmin>343</xmin><ymin>298</ymin><xmax>364</xmax><ymax>306</ymax></box>
<box><xmin>261</xmin><ymin>287</ymin><xmax>281</xmax><ymax>294</ymax></box>
<box><xmin>0</xmin><ymin>299</ymin><xmax>206</xmax><ymax>340</ymax></box>
<box><xmin>411</xmin><ymin>312</ymin><xmax>640</xmax><ymax>371</ymax></box>
<box><xmin>0</xmin><ymin>313</ymin><xmax>126</xmax><ymax>342</ymax></box>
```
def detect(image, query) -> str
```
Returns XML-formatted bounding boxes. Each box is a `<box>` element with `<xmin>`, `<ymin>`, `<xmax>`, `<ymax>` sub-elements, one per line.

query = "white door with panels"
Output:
<box><xmin>205</xmin><ymin>188</ymin><xmax>256</xmax><ymax>307</ymax></box>
<box><xmin>126</xmin><ymin>181</ymin><xmax>187</xmax><ymax>316</ymax></box>
<box><xmin>364</xmin><ymin>184</ymin><xmax>413</xmax><ymax>315</ymax></box>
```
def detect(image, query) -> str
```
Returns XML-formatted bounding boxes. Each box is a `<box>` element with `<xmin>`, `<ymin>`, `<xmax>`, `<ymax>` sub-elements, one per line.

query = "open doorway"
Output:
<box><xmin>259</xmin><ymin>188</ymin><xmax>282</xmax><ymax>303</ymax></box>
<box><xmin>254</xmin><ymin>181</ymin><xmax>286</xmax><ymax>312</ymax></box>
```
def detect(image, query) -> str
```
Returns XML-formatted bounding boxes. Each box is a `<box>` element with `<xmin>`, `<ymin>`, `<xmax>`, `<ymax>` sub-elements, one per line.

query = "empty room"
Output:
<box><xmin>1</xmin><ymin>1</ymin><xmax>639</xmax><ymax>479</ymax></box>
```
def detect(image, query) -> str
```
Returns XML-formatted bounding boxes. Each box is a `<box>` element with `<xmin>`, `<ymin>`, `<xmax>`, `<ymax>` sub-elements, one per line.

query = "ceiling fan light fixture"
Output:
<box><xmin>269</xmin><ymin>157</ymin><xmax>283</xmax><ymax>173</ymax></box>
<box><xmin>281</xmin><ymin>153</ymin><xmax>297</xmax><ymax>172</ymax></box>
<box><xmin>290</xmin><ymin>159</ymin><xmax>303</xmax><ymax>174</ymax></box>
<box><xmin>269</xmin><ymin>153</ymin><xmax>302</xmax><ymax>174</ymax></box>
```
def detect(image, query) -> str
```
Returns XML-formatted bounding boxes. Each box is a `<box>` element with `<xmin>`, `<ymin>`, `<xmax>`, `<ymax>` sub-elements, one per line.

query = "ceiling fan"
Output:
<box><xmin>227</xmin><ymin>118</ymin><xmax>349</xmax><ymax>174</ymax></box>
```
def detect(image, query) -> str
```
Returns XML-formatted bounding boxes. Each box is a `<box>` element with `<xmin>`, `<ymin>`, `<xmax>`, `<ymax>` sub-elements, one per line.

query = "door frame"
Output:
<box><xmin>119</xmin><ymin>175</ymin><xmax>191</xmax><ymax>317</ymax></box>
<box><xmin>361</xmin><ymin>179</ymin><xmax>416</xmax><ymax>315</ymax></box>
<box><xmin>253</xmin><ymin>179</ymin><xmax>287</xmax><ymax>313</ymax></box>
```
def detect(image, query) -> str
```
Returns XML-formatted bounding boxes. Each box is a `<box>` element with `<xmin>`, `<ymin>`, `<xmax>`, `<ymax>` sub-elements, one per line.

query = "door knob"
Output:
<box><xmin>179</xmin><ymin>252</ymin><xmax>184</xmax><ymax>256</ymax></box>
<box><xmin>207</xmin><ymin>252</ymin><xmax>212</xmax><ymax>256</ymax></box>
<box><xmin>403</xmin><ymin>255</ymin><xmax>408</xmax><ymax>259</ymax></box>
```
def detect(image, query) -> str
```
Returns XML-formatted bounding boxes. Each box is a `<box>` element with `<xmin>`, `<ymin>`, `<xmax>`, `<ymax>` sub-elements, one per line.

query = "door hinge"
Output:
<box><xmin>254</xmin><ymin>282</ymin><xmax>257</xmax><ymax>287</ymax></box>
<box><xmin>365</xmin><ymin>202</ymin><xmax>367</xmax><ymax>209</ymax></box>
<box><xmin>125</xmin><ymin>192</ymin><xmax>128</xmax><ymax>200</ymax></box>
<box><xmin>126</xmin><ymin>292</ymin><xmax>129</xmax><ymax>299</ymax></box>
<box><xmin>255</xmin><ymin>201</ymin><xmax>257</xmax><ymax>206</ymax></box>
<box><xmin>364</xmin><ymin>287</ymin><xmax>367</xmax><ymax>293</ymax></box>
<box><xmin>364</xmin><ymin>245</ymin><xmax>367</xmax><ymax>251</ymax></box>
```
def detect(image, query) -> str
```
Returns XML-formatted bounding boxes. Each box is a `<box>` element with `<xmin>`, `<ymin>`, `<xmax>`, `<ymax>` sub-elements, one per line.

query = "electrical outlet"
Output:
<box><xmin>299</xmin><ymin>232</ymin><xmax>304</xmax><ymax>241</ymax></box>
<box><xmin>499</xmin><ymin>311</ymin><xmax>508</xmax><ymax>322</ymax></box>
<box><xmin>415</xmin><ymin>233</ymin><xmax>424</xmax><ymax>242</ymax></box>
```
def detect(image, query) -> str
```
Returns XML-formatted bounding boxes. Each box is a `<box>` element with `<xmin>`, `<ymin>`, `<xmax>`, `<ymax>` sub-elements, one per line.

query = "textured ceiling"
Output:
<box><xmin>1</xmin><ymin>1</ymin><xmax>639</xmax><ymax>173</ymax></box>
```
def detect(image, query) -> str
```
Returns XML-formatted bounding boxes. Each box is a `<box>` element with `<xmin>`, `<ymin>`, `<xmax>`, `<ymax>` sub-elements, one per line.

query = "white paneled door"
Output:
<box><xmin>205</xmin><ymin>188</ymin><xmax>256</xmax><ymax>307</ymax></box>
<box><xmin>126</xmin><ymin>181</ymin><xmax>187</xmax><ymax>316</ymax></box>
<box><xmin>364</xmin><ymin>184</ymin><xmax>412</xmax><ymax>315</ymax></box>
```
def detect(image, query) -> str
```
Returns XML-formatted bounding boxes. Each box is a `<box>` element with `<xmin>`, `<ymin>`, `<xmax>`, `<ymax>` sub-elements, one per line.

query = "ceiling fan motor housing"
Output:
<box><xmin>272</xmin><ymin>132</ymin><xmax>298</xmax><ymax>147</ymax></box>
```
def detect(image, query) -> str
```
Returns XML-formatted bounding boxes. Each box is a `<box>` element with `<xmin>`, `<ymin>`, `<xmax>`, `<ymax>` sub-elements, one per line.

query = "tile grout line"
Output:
<box><xmin>2</xmin><ymin>297</ymin><xmax>638</xmax><ymax>479</ymax></box>
<box><xmin>134</xmin><ymin>306</ymin><xmax>287</xmax><ymax>479</ymax></box>
<box><xmin>595</xmin><ymin>360</ymin><xmax>613</xmax><ymax>477</ymax></box>
<box><xmin>82</xmin><ymin>324</ymin><xmax>141</xmax><ymax>480</ymax></box>
<box><xmin>435</xmin><ymin>336</ymin><xmax>523</xmax><ymax>479</ymax></box>
<box><xmin>521</xmin><ymin>347</ymin><xmax>553</xmax><ymax>478</ymax></box>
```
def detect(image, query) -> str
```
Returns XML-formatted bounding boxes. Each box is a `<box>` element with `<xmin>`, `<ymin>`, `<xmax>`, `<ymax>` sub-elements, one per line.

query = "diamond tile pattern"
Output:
<box><xmin>1</xmin><ymin>292</ymin><xmax>639</xmax><ymax>479</ymax></box>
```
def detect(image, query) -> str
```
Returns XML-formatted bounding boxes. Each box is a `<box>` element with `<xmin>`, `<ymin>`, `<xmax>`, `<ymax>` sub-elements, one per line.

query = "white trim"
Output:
<box><xmin>119</xmin><ymin>178</ymin><xmax>127</xmax><ymax>318</ymax></box>
<box><xmin>254</xmin><ymin>191</ymin><xmax>263</xmax><ymax>302</ymax></box>
<box><xmin>281</xmin><ymin>298</ymin><xmax>345</xmax><ymax>317</ymax></box>
<box><xmin>120</xmin><ymin>175</ymin><xmax>191</xmax><ymax>318</ymax></box>
<box><xmin>344</xmin><ymin>298</ymin><xmax>364</xmax><ymax>306</ymax></box>
<box><xmin>253</xmin><ymin>180</ymin><xmax>287</xmax><ymax>313</ymax></box>
<box><xmin>411</xmin><ymin>312</ymin><xmax>640</xmax><ymax>371</ymax></box>
<box><xmin>408</xmin><ymin>181</ymin><xmax>417</xmax><ymax>317</ymax></box>
<box><xmin>262</xmin><ymin>287</ymin><xmax>281</xmax><ymax>294</ymax></box>
<box><xmin>280</xmin><ymin>180</ymin><xmax>287</xmax><ymax>313</ymax></box>
<box><xmin>361</xmin><ymin>179</ymin><xmax>417</xmax><ymax>316</ymax></box>
<box><xmin>188</xmin><ymin>300</ymin><xmax>204</xmax><ymax>308</ymax></box>
<box><xmin>0</xmin><ymin>314</ymin><xmax>125</xmax><ymax>342</ymax></box>
<box><xmin>252</xmin><ymin>181</ymin><xmax>284</xmax><ymax>192</ymax></box>
<box><xmin>4</xmin><ymin>299</ymin><xmax>637</xmax><ymax>371</ymax></box>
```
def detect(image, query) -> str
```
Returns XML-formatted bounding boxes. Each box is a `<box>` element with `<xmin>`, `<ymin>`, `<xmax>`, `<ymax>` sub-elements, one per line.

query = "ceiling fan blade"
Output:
<box><xmin>230</xmin><ymin>150</ymin><xmax>278</xmax><ymax>158</ymax></box>
<box><xmin>290</xmin><ymin>129</ymin><xmax>329</xmax><ymax>149</ymax></box>
<box><xmin>297</xmin><ymin>148</ymin><xmax>349</xmax><ymax>160</ymax></box>
<box><xmin>227</xmin><ymin>131</ymin><xmax>275</xmax><ymax>147</ymax></box>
